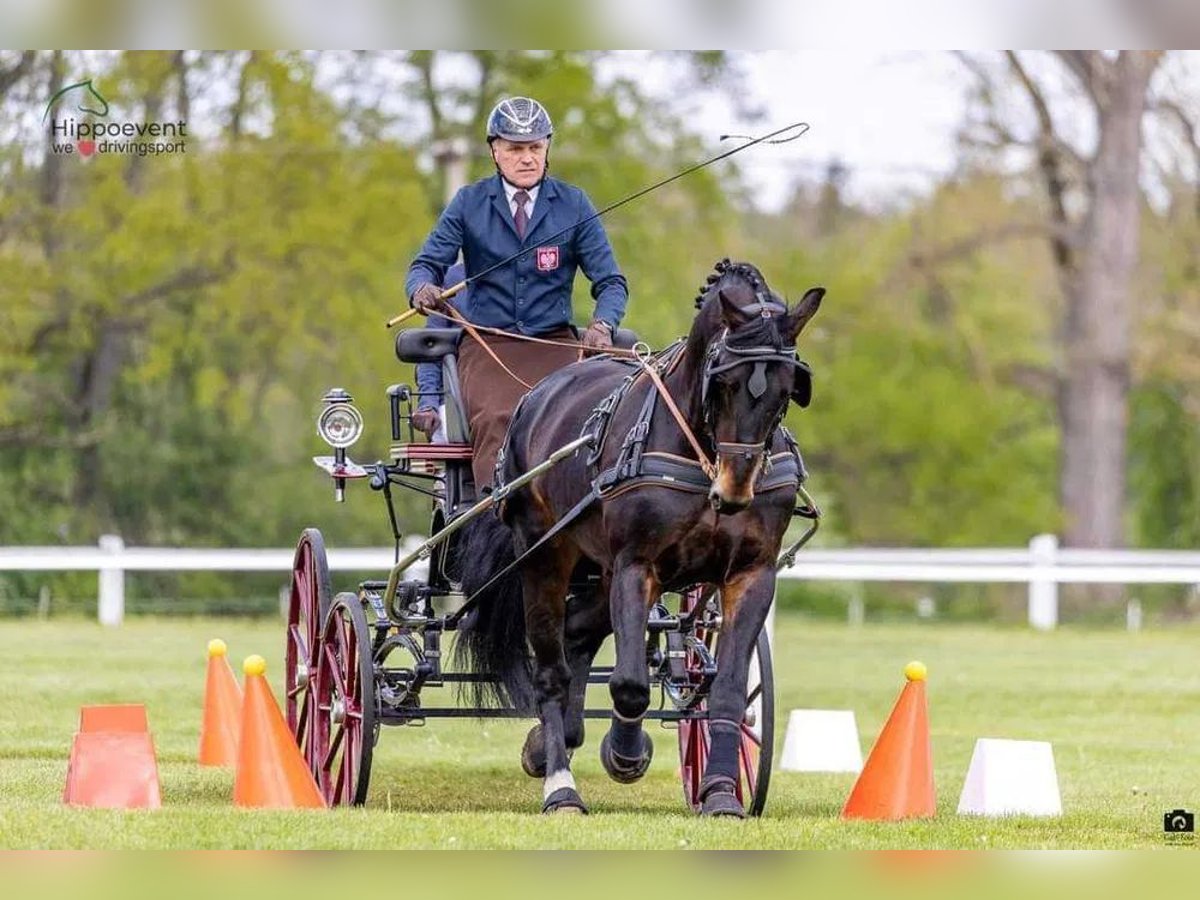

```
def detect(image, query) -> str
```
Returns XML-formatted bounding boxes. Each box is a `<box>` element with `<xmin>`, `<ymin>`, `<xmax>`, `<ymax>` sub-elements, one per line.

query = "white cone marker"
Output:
<box><xmin>779</xmin><ymin>709</ymin><xmax>863</xmax><ymax>773</ymax></box>
<box><xmin>957</xmin><ymin>738</ymin><xmax>1062</xmax><ymax>817</ymax></box>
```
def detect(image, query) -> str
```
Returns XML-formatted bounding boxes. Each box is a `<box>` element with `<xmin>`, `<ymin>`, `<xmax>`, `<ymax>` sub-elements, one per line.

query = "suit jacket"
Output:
<box><xmin>405</xmin><ymin>174</ymin><xmax>628</xmax><ymax>335</ymax></box>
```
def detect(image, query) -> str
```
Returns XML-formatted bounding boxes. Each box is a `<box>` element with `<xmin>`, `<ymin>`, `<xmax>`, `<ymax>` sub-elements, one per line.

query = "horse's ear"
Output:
<box><xmin>781</xmin><ymin>287</ymin><xmax>824</xmax><ymax>343</ymax></box>
<box><xmin>717</xmin><ymin>288</ymin><xmax>751</xmax><ymax>330</ymax></box>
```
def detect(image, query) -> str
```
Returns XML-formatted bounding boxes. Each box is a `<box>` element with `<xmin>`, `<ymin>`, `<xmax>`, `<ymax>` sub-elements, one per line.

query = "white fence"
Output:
<box><xmin>1</xmin><ymin>533</ymin><xmax>1199</xmax><ymax>628</ymax></box>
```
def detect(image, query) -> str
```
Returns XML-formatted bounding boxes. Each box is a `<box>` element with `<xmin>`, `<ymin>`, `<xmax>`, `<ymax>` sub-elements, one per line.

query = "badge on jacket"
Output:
<box><xmin>535</xmin><ymin>246</ymin><xmax>560</xmax><ymax>272</ymax></box>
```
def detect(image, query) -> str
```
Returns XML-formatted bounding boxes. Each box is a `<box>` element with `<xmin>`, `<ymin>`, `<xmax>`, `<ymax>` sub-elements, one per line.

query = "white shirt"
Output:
<box><xmin>502</xmin><ymin>179</ymin><xmax>539</xmax><ymax>219</ymax></box>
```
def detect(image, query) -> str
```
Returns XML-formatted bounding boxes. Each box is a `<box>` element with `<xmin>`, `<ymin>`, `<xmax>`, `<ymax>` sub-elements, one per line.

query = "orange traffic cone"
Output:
<box><xmin>232</xmin><ymin>655</ymin><xmax>325</xmax><ymax>809</ymax></box>
<box><xmin>841</xmin><ymin>661</ymin><xmax>935</xmax><ymax>821</ymax></box>
<box><xmin>79</xmin><ymin>703</ymin><xmax>149</xmax><ymax>733</ymax></box>
<box><xmin>63</xmin><ymin>704</ymin><xmax>162</xmax><ymax>809</ymax></box>
<box><xmin>199</xmin><ymin>638</ymin><xmax>242</xmax><ymax>766</ymax></box>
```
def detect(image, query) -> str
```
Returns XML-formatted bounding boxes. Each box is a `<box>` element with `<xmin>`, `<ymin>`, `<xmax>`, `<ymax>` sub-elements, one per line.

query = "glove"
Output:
<box><xmin>411</xmin><ymin>282</ymin><xmax>445</xmax><ymax>315</ymax></box>
<box><xmin>411</xmin><ymin>408</ymin><xmax>441</xmax><ymax>437</ymax></box>
<box><xmin>581</xmin><ymin>319</ymin><xmax>614</xmax><ymax>352</ymax></box>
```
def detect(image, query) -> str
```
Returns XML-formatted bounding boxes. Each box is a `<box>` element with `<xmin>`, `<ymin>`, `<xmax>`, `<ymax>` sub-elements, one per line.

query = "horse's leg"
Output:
<box><xmin>522</xmin><ymin>556</ymin><xmax>587</xmax><ymax>814</ymax></box>
<box><xmin>564</xmin><ymin>581</ymin><xmax>612</xmax><ymax>752</ymax></box>
<box><xmin>698</xmin><ymin>565</ymin><xmax>776</xmax><ymax>817</ymax></box>
<box><xmin>521</xmin><ymin>584</ymin><xmax>609</xmax><ymax>778</ymax></box>
<box><xmin>600</xmin><ymin>557</ymin><xmax>657</xmax><ymax>784</ymax></box>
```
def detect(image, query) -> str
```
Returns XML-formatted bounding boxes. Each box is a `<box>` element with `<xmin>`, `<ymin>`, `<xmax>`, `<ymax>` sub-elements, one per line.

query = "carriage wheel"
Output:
<box><xmin>285</xmin><ymin>528</ymin><xmax>332</xmax><ymax>773</ymax></box>
<box><xmin>313</xmin><ymin>592</ymin><xmax>376</xmax><ymax>806</ymax></box>
<box><xmin>677</xmin><ymin>589</ymin><xmax>775</xmax><ymax>817</ymax></box>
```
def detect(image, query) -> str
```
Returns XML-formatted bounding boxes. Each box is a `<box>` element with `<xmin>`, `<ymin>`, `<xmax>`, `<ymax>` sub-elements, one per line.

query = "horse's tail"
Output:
<box><xmin>451</xmin><ymin>513</ymin><xmax>536</xmax><ymax>715</ymax></box>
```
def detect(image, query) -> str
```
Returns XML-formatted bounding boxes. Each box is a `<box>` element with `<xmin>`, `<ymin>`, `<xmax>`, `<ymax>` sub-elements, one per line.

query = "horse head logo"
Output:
<box><xmin>43</xmin><ymin>79</ymin><xmax>109</xmax><ymax>122</ymax></box>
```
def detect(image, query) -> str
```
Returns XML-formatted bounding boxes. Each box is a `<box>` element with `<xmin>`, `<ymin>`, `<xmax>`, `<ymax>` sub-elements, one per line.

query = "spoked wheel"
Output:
<box><xmin>285</xmin><ymin>528</ymin><xmax>333</xmax><ymax>774</ymax></box>
<box><xmin>677</xmin><ymin>587</ymin><xmax>775</xmax><ymax>817</ymax></box>
<box><xmin>313</xmin><ymin>592</ymin><xmax>376</xmax><ymax>806</ymax></box>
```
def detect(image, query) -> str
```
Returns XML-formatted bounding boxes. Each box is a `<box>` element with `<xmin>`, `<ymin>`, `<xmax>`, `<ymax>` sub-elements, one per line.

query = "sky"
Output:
<box><xmin>598</xmin><ymin>50</ymin><xmax>971</xmax><ymax>213</ymax></box>
<box><xmin>716</xmin><ymin>51</ymin><xmax>969</xmax><ymax>210</ymax></box>
<box><xmin>621</xmin><ymin>50</ymin><xmax>1200</xmax><ymax>213</ymax></box>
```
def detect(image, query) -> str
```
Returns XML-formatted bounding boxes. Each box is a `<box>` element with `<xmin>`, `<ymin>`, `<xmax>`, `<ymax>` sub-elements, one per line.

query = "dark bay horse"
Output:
<box><xmin>456</xmin><ymin>260</ymin><xmax>823</xmax><ymax>816</ymax></box>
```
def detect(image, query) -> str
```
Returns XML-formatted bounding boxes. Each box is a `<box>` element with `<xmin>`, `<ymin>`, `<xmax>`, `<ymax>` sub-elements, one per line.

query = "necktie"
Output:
<box><xmin>513</xmin><ymin>190</ymin><xmax>530</xmax><ymax>238</ymax></box>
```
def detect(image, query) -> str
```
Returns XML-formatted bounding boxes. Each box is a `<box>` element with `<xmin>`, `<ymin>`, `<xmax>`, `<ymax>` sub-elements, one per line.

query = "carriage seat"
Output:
<box><xmin>395</xmin><ymin>326</ymin><xmax>639</xmax><ymax>364</ymax></box>
<box><xmin>395</xmin><ymin>328</ymin><xmax>462</xmax><ymax>364</ymax></box>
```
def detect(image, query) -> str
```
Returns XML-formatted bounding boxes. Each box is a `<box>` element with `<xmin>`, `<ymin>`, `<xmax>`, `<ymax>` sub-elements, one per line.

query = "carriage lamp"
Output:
<box><xmin>317</xmin><ymin>389</ymin><xmax>364</xmax><ymax>449</ymax></box>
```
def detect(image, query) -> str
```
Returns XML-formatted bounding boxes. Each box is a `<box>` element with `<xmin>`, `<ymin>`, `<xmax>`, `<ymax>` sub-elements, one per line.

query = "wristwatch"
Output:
<box><xmin>592</xmin><ymin>320</ymin><xmax>614</xmax><ymax>333</ymax></box>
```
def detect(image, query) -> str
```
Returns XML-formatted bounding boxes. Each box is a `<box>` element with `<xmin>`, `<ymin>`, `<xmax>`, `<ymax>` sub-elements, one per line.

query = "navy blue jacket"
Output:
<box><xmin>415</xmin><ymin>263</ymin><xmax>465</xmax><ymax>411</ymax></box>
<box><xmin>405</xmin><ymin>175</ymin><xmax>628</xmax><ymax>335</ymax></box>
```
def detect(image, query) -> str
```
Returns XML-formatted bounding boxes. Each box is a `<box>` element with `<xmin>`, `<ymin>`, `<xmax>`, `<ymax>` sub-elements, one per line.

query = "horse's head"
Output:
<box><xmin>692</xmin><ymin>259</ymin><xmax>823</xmax><ymax>513</ymax></box>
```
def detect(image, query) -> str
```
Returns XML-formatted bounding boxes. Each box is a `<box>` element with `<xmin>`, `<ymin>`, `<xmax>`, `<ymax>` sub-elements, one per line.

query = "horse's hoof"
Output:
<box><xmin>521</xmin><ymin>724</ymin><xmax>546</xmax><ymax>778</ymax></box>
<box><xmin>542</xmin><ymin>787</ymin><xmax>588</xmax><ymax>815</ymax></box>
<box><xmin>698</xmin><ymin>775</ymin><xmax>745</xmax><ymax>818</ymax></box>
<box><xmin>599</xmin><ymin>729</ymin><xmax>654</xmax><ymax>784</ymax></box>
<box><xmin>701</xmin><ymin>794</ymin><xmax>747</xmax><ymax>818</ymax></box>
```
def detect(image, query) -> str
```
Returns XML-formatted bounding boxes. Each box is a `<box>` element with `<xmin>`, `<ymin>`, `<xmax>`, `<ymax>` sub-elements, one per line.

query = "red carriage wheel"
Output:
<box><xmin>677</xmin><ymin>587</ymin><xmax>775</xmax><ymax>817</ymax></box>
<box><xmin>313</xmin><ymin>592</ymin><xmax>376</xmax><ymax>806</ymax></box>
<box><xmin>285</xmin><ymin>529</ymin><xmax>332</xmax><ymax>773</ymax></box>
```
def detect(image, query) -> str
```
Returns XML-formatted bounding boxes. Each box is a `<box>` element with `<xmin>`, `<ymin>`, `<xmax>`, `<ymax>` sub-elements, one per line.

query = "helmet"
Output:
<box><xmin>486</xmin><ymin>97</ymin><xmax>553</xmax><ymax>143</ymax></box>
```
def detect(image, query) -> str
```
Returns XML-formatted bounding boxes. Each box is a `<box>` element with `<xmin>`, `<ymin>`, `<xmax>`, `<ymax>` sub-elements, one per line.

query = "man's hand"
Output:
<box><xmin>411</xmin><ymin>283</ymin><xmax>446</xmax><ymax>315</ymax></box>
<box><xmin>411</xmin><ymin>408</ymin><xmax>441</xmax><ymax>437</ymax></box>
<box><xmin>581</xmin><ymin>319</ymin><xmax>614</xmax><ymax>352</ymax></box>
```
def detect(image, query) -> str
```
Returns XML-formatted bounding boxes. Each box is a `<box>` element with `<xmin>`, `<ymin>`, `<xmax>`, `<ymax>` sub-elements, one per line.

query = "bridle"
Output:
<box><xmin>699</xmin><ymin>301</ymin><xmax>802</xmax><ymax>465</ymax></box>
<box><xmin>625</xmin><ymin>260</ymin><xmax>809</xmax><ymax>486</ymax></box>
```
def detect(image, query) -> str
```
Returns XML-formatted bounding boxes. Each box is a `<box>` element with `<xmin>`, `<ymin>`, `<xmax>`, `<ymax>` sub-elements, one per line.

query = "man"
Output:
<box><xmin>405</xmin><ymin>96</ymin><xmax>629</xmax><ymax>488</ymax></box>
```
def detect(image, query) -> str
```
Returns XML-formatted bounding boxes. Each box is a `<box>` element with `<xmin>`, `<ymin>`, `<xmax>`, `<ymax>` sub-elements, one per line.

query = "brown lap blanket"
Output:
<box><xmin>457</xmin><ymin>327</ymin><xmax>581</xmax><ymax>489</ymax></box>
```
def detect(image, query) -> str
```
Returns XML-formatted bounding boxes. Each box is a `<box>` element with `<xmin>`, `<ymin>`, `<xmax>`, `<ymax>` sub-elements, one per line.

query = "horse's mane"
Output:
<box><xmin>692</xmin><ymin>258</ymin><xmax>789</xmax><ymax>350</ymax></box>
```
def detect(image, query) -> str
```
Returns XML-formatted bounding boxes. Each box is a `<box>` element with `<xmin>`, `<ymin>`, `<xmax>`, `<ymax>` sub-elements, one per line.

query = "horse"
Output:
<box><xmin>455</xmin><ymin>259</ymin><xmax>823</xmax><ymax>816</ymax></box>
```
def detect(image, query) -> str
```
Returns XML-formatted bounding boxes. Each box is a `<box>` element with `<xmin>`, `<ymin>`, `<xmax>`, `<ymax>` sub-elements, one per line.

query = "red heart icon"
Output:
<box><xmin>77</xmin><ymin>140</ymin><xmax>96</xmax><ymax>157</ymax></box>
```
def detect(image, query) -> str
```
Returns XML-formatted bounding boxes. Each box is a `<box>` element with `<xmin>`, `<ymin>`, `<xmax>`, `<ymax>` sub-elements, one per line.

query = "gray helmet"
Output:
<box><xmin>486</xmin><ymin>97</ymin><xmax>553</xmax><ymax>143</ymax></box>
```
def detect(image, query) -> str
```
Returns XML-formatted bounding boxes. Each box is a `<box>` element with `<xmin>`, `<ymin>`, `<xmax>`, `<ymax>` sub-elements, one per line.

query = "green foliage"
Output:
<box><xmin>2</xmin><ymin>51</ymin><xmax>1198</xmax><ymax>614</ymax></box>
<box><xmin>1130</xmin><ymin>381</ymin><xmax>1200</xmax><ymax>549</ymax></box>
<box><xmin>763</xmin><ymin>176</ymin><xmax>1061</xmax><ymax>546</ymax></box>
<box><xmin>0</xmin><ymin>51</ymin><xmax>741</xmax><ymax>605</ymax></box>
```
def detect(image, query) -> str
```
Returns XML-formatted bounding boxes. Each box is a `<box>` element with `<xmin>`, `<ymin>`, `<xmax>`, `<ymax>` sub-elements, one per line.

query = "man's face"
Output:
<box><xmin>491</xmin><ymin>138</ymin><xmax>548</xmax><ymax>189</ymax></box>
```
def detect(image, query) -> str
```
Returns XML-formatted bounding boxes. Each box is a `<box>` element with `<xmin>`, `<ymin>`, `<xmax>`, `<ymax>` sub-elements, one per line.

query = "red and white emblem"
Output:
<box><xmin>535</xmin><ymin>246</ymin><xmax>560</xmax><ymax>272</ymax></box>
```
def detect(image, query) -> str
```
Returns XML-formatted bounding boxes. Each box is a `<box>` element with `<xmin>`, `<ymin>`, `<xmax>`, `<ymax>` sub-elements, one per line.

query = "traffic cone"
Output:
<box><xmin>841</xmin><ymin>661</ymin><xmax>935</xmax><ymax>820</ymax></box>
<box><xmin>198</xmin><ymin>638</ymin><xmax>242</xmax><ymax>767</ymax></box>
<box><xmin>78</xmin><ymin>704</ymin><xmax>149</xmax><ymax>733</ymax></box>
<box><xmin>63</xmin><ymin>704</ymin><xmax>161</xmax><ymax>809</ymax></box>
<box><xmin>232</xmin><ymin>655</ymin><xmax>325</xmax><ymax>809</ymax></box>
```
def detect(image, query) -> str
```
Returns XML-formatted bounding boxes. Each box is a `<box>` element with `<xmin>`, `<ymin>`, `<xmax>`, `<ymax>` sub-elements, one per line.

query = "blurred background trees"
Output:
<box><xmin>1</xmin><ymin>50</ymin><xmax>1198</xmax><ymax>618</ymax></box>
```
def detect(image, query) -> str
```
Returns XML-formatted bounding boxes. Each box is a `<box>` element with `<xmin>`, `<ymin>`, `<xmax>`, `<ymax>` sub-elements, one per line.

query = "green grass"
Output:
<box><xmin>1</xmin><ymin>615</ymin><xmax>1197</xmax><ymax>849</ymax></box>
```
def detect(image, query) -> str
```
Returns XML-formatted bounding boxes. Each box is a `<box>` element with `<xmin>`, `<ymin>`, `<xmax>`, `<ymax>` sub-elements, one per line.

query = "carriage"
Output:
<box><xmin>285</xmin><ymin>271</ymin><xmax>821</xmax><ymax>816</ymax></box>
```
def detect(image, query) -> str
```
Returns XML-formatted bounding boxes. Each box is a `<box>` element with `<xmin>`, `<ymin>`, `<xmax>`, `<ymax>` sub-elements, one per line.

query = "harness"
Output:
<box><xmin>462</xmin><ymin>284</ymin><xmax>815</xmax><ymax>607</ymax></box>
<box><xmin>580</xmin><ymin>344</ymin><xmax>803</xmax><ymax>496</ymax></box>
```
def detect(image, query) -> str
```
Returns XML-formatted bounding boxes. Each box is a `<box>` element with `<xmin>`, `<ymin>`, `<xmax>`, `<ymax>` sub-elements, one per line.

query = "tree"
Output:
<box><xmin>959</xmin><ymin>51</ymin><xmax>1166</xmax><ymax>550</ymax></box>
<box><xmin>0</xmin><ymin>51</ymin><xmax>746</xmax><ymax>608</ymax></box>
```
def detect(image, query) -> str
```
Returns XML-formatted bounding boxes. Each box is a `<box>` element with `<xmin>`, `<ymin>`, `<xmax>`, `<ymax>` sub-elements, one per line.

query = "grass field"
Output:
<box><xmin>1</xmin><ymin>614</ymin><xmax>1197</xmax><ymax>849</ymax></box>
